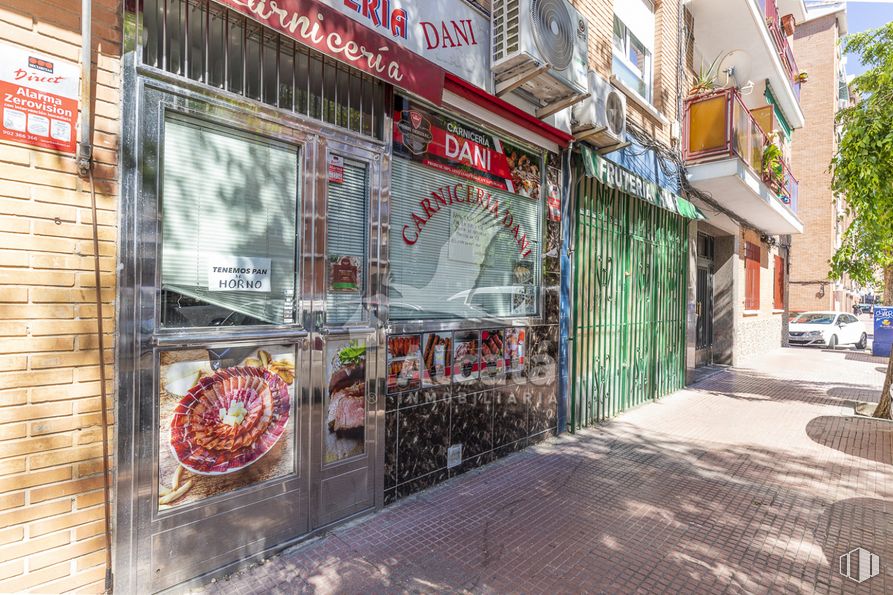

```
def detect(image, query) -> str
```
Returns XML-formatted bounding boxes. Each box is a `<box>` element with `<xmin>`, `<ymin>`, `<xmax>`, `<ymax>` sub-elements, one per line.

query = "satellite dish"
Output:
<box><xmin>717</xmin><ymin>50</ymin><xmax>752</xmax><ymax>89</ymax></box>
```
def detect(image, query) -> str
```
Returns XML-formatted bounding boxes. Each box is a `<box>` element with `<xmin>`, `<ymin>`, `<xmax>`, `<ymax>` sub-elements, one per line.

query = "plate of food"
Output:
<box><xmin>169</xmin><ymin>366</ymin><xmax>291</xmax><ymax>476</ymax></box>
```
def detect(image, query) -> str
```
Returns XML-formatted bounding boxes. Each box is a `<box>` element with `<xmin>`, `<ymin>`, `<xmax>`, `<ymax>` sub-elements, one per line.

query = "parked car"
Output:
<box><xmin>788</xmin><ymin>311</ymin><xmax>867</xmax><ymax>349</ymax></box>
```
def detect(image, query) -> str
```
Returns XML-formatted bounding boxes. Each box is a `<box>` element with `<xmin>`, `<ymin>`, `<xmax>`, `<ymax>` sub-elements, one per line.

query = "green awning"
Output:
<box><xmin>578</xmin><ymin>146</ymin><xmax>706</xmax><ymax>221</ymax></box>
<box><xmin>764</xmin><ymin>84</ymin><xmax>793</xmax><ymax>139</ymax></box>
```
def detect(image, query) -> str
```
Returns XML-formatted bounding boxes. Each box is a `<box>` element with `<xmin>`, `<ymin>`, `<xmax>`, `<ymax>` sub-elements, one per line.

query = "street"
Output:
<box><xmin>197</xmin><ymin>345</ymin><xmax>889</xmax><ymax>594</ymax></box>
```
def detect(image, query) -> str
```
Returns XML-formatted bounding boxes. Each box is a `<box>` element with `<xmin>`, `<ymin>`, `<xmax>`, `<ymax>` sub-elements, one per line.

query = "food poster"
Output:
<box><xmin>504</xmin><ymin>328</ymin><xmax>526</xmax><ymax>373</ymax></box>
<box><xmin>480</xmin><ymin>329</ymin><xmax>505</xmax><ymax>380</ymax></box>
<box><xmin>453</xmin><ymin>330</ymin><xmax>480</xmax><ymax>383</ymax></box>
<box><xmin>387</xmin><ymin>334</ymin><xmax>421</xmax><ymax>393</ymax></box>
<box><xmin>325</xmin><ymin>340</ymin><xmax>367</xmax><ymax>463</ymax></box>
<box><xmin>158</xmin><ymin>346</ymin><xmax>296</xmax><ymax>510</ymax></box>
<box><xmin>421</xmin><ymin>332</ymin><xmax>452</xmax><ymax>387</ymax></box>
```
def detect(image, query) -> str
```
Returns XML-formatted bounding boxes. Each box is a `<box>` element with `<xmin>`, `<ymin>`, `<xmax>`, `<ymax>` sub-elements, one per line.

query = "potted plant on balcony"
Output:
<box><xmin>781</xmin><ymin>14</ymin><xmax>796</xmax><ymax>36</ymax></box>
<box><xmin>689</xmin><ymin>56</ymin><xmax>721</xmax><ymax>96</ymax></box>
<box><xmin>761</xmin><ymin>140</ymin><xmax>785</xmax><ymax>196</ymax></box>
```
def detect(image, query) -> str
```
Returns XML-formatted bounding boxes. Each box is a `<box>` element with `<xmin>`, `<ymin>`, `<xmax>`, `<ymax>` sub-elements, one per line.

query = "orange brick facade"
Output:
<box><xmin>0</xmin><ymin>0</ymin><xmax>120</xmax><ymax>592</ymax></box>
<box><xmin>790</xmin><ymin>12</ymin><xmax>854</xmax><ymax>313</ymax></box>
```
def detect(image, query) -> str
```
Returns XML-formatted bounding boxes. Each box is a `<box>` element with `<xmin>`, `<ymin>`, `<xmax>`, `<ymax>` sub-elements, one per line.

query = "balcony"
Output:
<box><xmin>683</xmin><ymin>87</ymin><xmax>803</xmax><ymax>235</ymax></box>
<box><xmin>760</xmin><ymin>0</ymin><xmax>802</xmax><ymax>102</ymax></box>
<box><xmin>686</xmin><ymin>0</ymin><xmax>805</xmax><ymax>130</ymax></box>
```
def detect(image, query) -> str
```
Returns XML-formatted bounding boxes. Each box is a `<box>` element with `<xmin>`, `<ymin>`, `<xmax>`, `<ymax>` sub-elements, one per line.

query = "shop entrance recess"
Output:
<box><xmin>570</xmin><ymin>176</ymin><xmax>689</xmax><ymax>429</ymax></box>
<box><xmin>116</xmin><ymin>66</ymin><xmax>389</xmax><ymax>594</ymax></box>
<box><xmin>695</xmin><ymin>233</ymin><xmax>715</xmax><ymax>362</ymax></box>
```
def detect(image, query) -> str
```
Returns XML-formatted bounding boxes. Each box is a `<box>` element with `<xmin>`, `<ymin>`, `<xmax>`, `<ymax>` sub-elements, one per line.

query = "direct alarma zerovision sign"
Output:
<box><xmin>0</xmin><ymin>43</ymin><xmax>79</xmax><ymax>153</ymax></box>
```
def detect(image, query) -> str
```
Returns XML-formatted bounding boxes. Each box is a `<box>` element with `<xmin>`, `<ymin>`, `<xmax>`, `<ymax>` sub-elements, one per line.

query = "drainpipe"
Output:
<box><xmin>77</xmin><ymin>0</ymin><xmax>114</xmax><ymax>592</ymax></box>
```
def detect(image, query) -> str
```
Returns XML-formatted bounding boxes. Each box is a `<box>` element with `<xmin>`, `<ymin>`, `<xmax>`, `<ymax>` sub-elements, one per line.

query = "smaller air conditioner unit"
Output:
<box><xmin>491</xmin><ymin>0</ymin><xmax>589</xmax><ymax>114</ymax></box>
<box><xmin>571</xmin><ymin>70</ymin><xmax>627</xmax><ymax>149</ymax></box>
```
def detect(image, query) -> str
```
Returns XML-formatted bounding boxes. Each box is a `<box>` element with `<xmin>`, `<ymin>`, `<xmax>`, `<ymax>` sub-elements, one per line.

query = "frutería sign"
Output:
<box><xmin>212</xmin><ymin>0</ymin><xmax>445</xmax><ymax>104</ymax></box>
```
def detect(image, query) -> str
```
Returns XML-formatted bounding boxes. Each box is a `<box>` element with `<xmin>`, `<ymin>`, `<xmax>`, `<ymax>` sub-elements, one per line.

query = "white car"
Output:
<box><xmin>788</xmin><ymin>311</ymin><xmax>868</xmax><ymax>349</ymax></box>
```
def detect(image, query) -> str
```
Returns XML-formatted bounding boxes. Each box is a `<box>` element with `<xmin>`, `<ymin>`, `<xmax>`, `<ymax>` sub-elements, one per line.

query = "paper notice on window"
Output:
<box><xmin>208</xmin><ymin>256</ymin><xmax>272</xmax><ymax>292</ymax></box>
<box><xmin>449</xmin><ymin>210</ymin><xmax>495</xmax><ymax>265</ymax></box>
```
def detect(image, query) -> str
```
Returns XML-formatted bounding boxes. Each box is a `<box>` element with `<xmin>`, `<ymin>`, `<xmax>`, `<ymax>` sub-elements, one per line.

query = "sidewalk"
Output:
<box><xmin>197</xmin><ymin>347</ymin><xmax>889</xmax><ymax>594</ymax></box>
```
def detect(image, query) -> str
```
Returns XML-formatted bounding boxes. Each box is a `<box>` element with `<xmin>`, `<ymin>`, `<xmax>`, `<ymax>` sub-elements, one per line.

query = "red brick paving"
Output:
<box><xmin>195</xmin><ymin>347</ymin><xmax>890</xmax><ymax>594</ymax></box>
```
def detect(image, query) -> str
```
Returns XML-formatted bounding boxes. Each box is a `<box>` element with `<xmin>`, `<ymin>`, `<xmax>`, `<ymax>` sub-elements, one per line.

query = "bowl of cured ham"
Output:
<box><xmin>170</xmin><ymin>367</ymin><xmax>291</xmax><ymax>475</ymax></box>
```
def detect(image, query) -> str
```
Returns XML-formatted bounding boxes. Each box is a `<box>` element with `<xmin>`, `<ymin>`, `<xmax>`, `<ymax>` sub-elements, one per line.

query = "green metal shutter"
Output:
<box><xmin>570</xmin><ymin>176</ymin><xmax>688</xmax><ymax>429</ymax></box>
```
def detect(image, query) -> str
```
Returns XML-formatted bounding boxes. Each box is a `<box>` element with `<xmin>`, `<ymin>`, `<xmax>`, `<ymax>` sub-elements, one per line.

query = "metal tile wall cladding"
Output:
<box><xmin>571</xmin><ymin>176</ymin><xmax>688</xmax><ymax>428</ymax></box>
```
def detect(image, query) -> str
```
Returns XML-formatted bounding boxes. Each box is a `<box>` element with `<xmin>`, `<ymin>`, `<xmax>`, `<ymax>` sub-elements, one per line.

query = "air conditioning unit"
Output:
<box><xmin>491</xmin><ymin>0</ymin><xmax>589</xmax><ymax>114</ymax></box>
<box><xmin>571</xmin><ymin>70</ymin><xmax>627</xmax><ymax>149</ymax></box>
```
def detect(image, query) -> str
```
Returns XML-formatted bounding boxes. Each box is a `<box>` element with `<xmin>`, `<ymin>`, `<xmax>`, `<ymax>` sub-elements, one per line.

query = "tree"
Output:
<box><xmin>830</xmin><ymin>23</ymin><xmax>893</xmax><ymax>418</ymax></box>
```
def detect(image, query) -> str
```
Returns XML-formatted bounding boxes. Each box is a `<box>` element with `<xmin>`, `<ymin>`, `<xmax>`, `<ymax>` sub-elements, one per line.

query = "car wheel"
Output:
<box><xmin>828</xmin><ymin>335</ymin><xmax>838</xmax><ymax>350</ymax></box>
<box><xmin>856</xmin><ymin>333</ymin><xmax>867</xmax><ymax>350</ymax></box>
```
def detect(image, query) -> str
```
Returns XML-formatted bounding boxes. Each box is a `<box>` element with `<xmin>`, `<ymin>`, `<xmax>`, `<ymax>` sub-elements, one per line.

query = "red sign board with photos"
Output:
<box><xmin>393</xmin><ymin>100</ymin><xmax>544</xmax><ymax>199</ymax></box>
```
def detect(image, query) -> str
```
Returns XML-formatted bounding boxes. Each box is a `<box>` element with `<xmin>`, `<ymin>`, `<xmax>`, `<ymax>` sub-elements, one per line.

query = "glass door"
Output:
<box><xmin>310</xmin><ymin>143</ymin><xmax>383</xmax><ymax>528</ymax></box>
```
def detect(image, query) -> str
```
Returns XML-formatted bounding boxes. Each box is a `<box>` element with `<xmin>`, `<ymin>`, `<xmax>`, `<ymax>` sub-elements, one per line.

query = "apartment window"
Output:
<box><xmin>774</xmin><ymin>255</ymin><xmax>785</xmax><ymax>310</ymax></box>
<box><xmin>612</xmin><ymin>0</ymin><xmax>654</xmax><ymax>102</ymax></box>
<box><xmin>744</xmin><ymin>241</ymin><xmax>761</xmax><ymax>311</ymax></box>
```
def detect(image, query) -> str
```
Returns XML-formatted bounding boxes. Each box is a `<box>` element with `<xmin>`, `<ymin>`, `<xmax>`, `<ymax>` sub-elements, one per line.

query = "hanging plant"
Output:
<box><xmin>796</xmin><ymin>71</ymin><xmax>809</xmax><ymax>83</ymax></box>
<box><xmin>761</xmin><ymin>141</ymin><xmax>785</xmax><ymax>193</ymax></box>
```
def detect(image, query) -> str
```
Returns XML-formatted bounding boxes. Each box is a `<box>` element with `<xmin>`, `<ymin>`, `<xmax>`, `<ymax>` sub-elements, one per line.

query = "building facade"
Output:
<box><xmin>790</xmin><ymin>2</ymin><xmax>856</xmax><ymax>313</ymax></box>
<box><xmin>0</xmin><ymin>0</ymin><xmax>821</xmax><ymax>591</ymax></box>
<box><xmin>682</xmin><ymin>0</ymin><xmax>806</xmax><ymax>369</ymax></box>
<box><xmin>0</xmin><ymin>0</ymin><xmax>120</xmax><ymax>592</ymax></box>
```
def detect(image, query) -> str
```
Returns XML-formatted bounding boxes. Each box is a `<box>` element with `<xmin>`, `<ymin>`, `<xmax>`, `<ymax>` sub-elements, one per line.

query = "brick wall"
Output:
<box><xmin>0</xmin><ymin>1</ymin><xmax>120</xmax><ymax>592</ymax></box>
<box><xmin>734</xmin><ymin>227</ymin><xmax>785</xmax><ymax>364</ymax></box>
<box><xmin>789</xmin><ymin>14</ymin><xmax>840</xmax><ymax>312</ymax></box>
<box><xmin>572</xmin><ymin>0</ymin><xmax>683</xmax><ymax>146</ymax></box>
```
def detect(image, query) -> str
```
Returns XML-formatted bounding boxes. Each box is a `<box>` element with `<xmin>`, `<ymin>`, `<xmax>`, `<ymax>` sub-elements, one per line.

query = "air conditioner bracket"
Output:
<box><xmin>495</xmin><ymin>64</ymin><xmax>551</xmax><ymax>97</ymax></box>
<box><xmin>536</xmin><ymin>92</ymin><xmax>591</xmax><ymax>119</ymax></box>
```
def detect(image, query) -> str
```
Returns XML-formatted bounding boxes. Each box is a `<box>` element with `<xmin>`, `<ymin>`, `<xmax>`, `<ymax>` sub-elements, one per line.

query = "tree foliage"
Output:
<box><xmin>830</xmin><ymin>22</ymin><xmax>893</xmax><ymax>295</ymax></box>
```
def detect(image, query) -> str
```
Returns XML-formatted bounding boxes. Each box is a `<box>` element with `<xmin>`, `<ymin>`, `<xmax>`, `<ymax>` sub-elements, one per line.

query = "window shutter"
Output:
<box><xmin>326</xmin><ymin>157</ymin><xmax>368</xmax><ymax>326</ymax></box>
<box><xmin>388</xmin><ymin>158</ymin><xmax>542</xmax><ymax>321</ymax></box>
<box><xmin>160</xmin><ymin>115</ymin><xmax>299</xmax><ymax>325</ymax></box>
<box><xmin>774</xmin><ymin>255</ymin><xmax>785</xmax><ymax>310</ymax></box>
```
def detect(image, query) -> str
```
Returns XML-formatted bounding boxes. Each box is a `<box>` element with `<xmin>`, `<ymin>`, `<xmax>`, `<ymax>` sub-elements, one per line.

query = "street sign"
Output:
<box><xmin>873</xmin><ymin>307</ymin><xmax>893</xmax><ymax>357</ymax></box>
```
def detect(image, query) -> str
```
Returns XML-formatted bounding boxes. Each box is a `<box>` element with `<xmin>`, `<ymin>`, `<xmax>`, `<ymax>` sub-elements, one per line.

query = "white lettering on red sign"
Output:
<box><xmin>1</xmin><ymin>43</ymin><xmax>79</xmax><ymax>154</ymax></box>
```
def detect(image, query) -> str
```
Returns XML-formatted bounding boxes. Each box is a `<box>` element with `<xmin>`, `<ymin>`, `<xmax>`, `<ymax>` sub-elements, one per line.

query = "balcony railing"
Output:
<box><xmin>758</xmin><ymin>0</ymin><xmax>802</xmax><ymax>101</ymax></box>
<box><xmin>683</xmin><ymin>87</ymin><xmax>798</xmax><ymax>212</ymax></box>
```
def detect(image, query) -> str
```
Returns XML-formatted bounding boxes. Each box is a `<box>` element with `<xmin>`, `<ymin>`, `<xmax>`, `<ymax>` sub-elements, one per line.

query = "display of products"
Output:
<box><xmin>386</xmin><ymin>334</ymin><xmax>421</xmax><ymax>393</ymax></box>
<box><xmin>480</xmin><ymin>329</ymin><xmax>505</xmax><ymax>379</ymax></box>
<box><xmin>504</xmin><ymin>328</ymin><xmax>526</xmax><ymax>373</ymax></box>
<box><xmin>452</xmin><ymin>330</ymin><xmax>480</xmax><ymax>382</ymax></box>
<box><xmin>422</xmin><ymin>332</ymin><xmax>452</xmax><ymax>386</ymax></box>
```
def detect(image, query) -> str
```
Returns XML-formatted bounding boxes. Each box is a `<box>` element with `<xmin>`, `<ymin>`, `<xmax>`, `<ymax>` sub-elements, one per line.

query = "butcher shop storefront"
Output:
<box><xmin>116</xmin><ymin>0</ymin><xmax>567</xmax><ymax>591</ymax></box>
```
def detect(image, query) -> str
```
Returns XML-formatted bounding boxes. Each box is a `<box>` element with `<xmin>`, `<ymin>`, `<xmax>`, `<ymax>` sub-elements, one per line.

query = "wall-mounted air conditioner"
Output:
<box><xmin>491</xmin><ymin>0</ymin><xmax>590</xmax><ymax>118</ymax></box>
<box><xmin>571</xmin><ymin>70</ymin><xmax>627</xmax><ymax>150</ymax></box>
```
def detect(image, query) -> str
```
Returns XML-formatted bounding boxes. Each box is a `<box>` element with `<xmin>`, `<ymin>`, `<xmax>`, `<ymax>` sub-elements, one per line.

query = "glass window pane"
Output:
<box><xmin>389</xmin><ymin>160</ymin><xmax>542</xmax><ymax>321</ymax></box>
<box><xmin>326</xmin><ymin>156</ymin><xmax>368</xmax><ymax>326</ymax></box>
<box><xmin>160</xmin><ymin>114</ymin><xmax>299</xmax><ymax>328</ymax></box>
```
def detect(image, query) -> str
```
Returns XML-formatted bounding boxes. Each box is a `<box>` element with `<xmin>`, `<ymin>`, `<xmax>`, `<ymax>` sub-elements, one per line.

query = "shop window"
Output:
<box><xmin>612</xmin><ymin>0</ymin><xmax>654</xmax><ymax>102</ymax></box>
<box><xmin>388</xmin><ymin>100</ymin><xmax>544</xmax><ymax>321</ymax></box>
<box><xmin>744</xmin><ymin>241</ymin><xmax>761</xmax><ymax>311</ymax></box>
<box><xmin>159</xmin><ymin>114</ymin><xmax>299</xmax><ymax>328</ymax></box>
<box><xmin>326</xmin><ymin>156</ymin><xmax>369</xmax><ymax>326</ymax></box>
<box><xmin>774</xmin><ymin>255</ymin><xmax>785</xmax><ymax>310</ymax></box>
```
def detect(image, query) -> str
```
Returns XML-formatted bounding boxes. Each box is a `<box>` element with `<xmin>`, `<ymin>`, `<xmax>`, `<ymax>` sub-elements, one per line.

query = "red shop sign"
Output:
<box><xmin>212</xmin><ymin>0</ymin><xmax>445</xmax><ymax>104</ymax></box>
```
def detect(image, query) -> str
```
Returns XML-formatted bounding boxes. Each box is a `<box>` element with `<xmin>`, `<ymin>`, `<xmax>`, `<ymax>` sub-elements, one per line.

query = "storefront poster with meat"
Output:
<box><xmin>393</xmin><ymin>99</ymin><xmax>542</xmax><ymax>199</ymax></box>
<box><xmin>480</xmin><ymin>329</ymin><xmax>505</xmax><ymax>380</ymax></box>
<box><xmin>504</xmin><ymin>328</ymin><xmax>526</xmax><ymax>373</ymax></box>
<box><xmin>422</xmin><ymin>332</ymin><xmax>452</xmax><ymax>387</ymax></box>
<box><xmin>157</xmin><ymin>346</ymin><xmax>296</xmax><ymax>510</ymax></box>
<box><xmin>387</xmin><ymin>334</ymin><xmax>421</xmax><ymax>393</ymax></box>
<box><xmin>325</xmin><ymin>340</ymin><xmax>367</xmax><ymax>463</ymax></box>
<box><xmin>453</xmin><ymin>330</ymin><xmax>480</xmax><ymax>383</ymax></box>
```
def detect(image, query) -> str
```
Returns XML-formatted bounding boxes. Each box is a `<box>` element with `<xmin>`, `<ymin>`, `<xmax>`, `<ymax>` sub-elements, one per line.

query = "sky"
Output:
<box><xmin>839</xmin><ymin>2</ymin><xmax>893</xmax><ymax>75</ymax></box>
